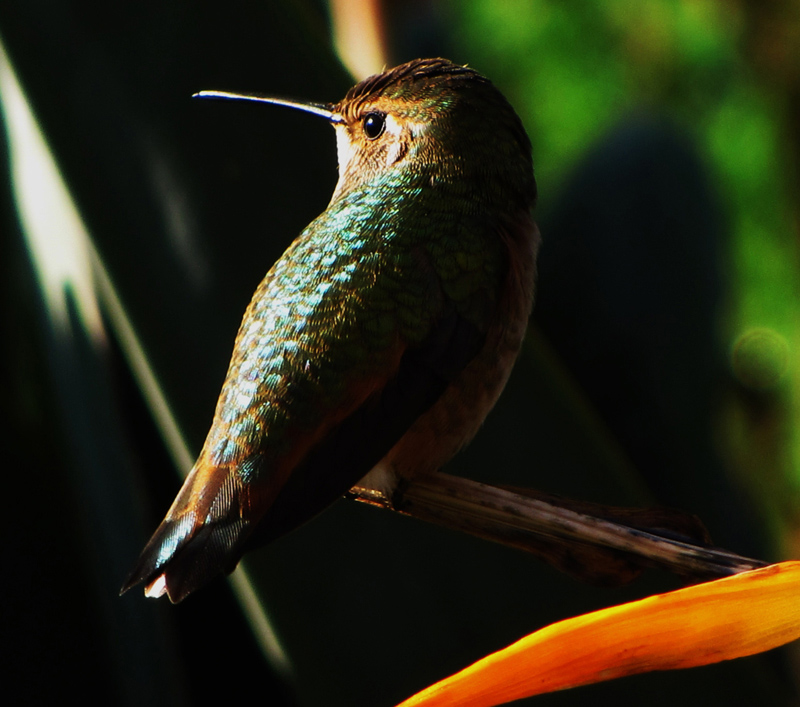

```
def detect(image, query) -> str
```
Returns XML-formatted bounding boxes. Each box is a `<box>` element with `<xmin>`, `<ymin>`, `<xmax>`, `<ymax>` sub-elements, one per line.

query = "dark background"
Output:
<box><xmin>2</xmin><ymin>1</ymin><xmax>799</xmax><ymax>705</ymax></box>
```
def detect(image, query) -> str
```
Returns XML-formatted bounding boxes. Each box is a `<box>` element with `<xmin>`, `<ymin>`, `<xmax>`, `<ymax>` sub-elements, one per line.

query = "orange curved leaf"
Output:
<box><xmin>398</xmin><ymin>561</ymin><xmax>800</xmax><ymax>707</ymax></box>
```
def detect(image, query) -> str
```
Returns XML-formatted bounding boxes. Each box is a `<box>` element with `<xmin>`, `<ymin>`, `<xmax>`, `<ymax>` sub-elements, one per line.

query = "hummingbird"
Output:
<box><xmin>121</xmin><ymin>58</ymin><xmax>539</xmax><ymax>603</ymax></box>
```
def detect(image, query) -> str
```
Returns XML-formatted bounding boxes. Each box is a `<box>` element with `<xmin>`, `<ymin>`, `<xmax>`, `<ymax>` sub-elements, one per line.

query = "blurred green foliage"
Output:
<box><xmin>446</xmin><ymin>0</ymin><xmax>800</xmax><ymax>554</ymax></box>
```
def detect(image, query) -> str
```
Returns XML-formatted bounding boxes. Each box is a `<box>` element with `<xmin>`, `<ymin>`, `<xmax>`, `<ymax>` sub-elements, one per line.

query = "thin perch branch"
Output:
<box><xmin>347</xmin><ymin>472</ymin><xmax>766</xmax><ymax>585</ymax></box>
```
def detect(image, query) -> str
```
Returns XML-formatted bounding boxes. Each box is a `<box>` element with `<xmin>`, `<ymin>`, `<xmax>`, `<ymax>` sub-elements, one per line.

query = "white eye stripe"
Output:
<box><xmin>384</xmin><ymin>114</ymin><xmax>402</xmax><ymax>137</ymax></box>
<box><xmin>384</xmin><ymin>114</ymin><xmax>410</xmax><ymax>166</ymax></box>
<box><xmin>385</xmin><ymin>141</ymin><xmax>403</xmax><ymax>166</ymax></box>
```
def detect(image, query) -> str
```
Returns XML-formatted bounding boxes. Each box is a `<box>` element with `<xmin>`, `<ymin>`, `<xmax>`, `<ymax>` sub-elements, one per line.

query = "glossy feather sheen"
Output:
<box><xmin>122</xmin><ymin>58</ymin><xmax>539</xmax><ymax>602</ymax></box>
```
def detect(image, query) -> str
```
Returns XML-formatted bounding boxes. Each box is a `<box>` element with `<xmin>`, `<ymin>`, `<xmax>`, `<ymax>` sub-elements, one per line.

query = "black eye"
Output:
<box><xmin>363</xmin><ymin>112</ymin><xmax>386</xmax><ymax>139</ymax></box>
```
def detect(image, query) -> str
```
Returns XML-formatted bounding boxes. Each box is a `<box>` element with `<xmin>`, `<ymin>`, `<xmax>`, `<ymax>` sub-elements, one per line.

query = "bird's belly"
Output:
<box><xmin>364</xmin><ymin>214</ymin><xmax>540</xmax><ymax>489</ymax></box>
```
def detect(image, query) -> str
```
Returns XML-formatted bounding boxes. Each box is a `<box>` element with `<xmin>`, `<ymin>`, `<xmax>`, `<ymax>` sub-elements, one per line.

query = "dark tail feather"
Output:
<box><xmin>121</xmin><ymin>454</ymin><xmax>260</xmax><ymax>602</ymax></box>
<box><xmin>120</xmin><ymin>514</ymin><xmax>250</xmax><ymax>603</ymax></box>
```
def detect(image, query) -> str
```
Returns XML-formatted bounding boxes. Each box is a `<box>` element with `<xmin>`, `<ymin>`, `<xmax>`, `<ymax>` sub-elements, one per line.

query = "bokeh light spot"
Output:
<box><xmin>731</xmin><ymin>327</ymin><xmax>789</xmax><ymax>391</ymax></box>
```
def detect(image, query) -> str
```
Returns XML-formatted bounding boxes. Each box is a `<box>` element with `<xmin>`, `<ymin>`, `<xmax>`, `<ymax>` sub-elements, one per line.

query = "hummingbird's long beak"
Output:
<box><xmin>193</xmin><ymin>90</ymin><xmax>344</xmax><ymax>124</ymax></box>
